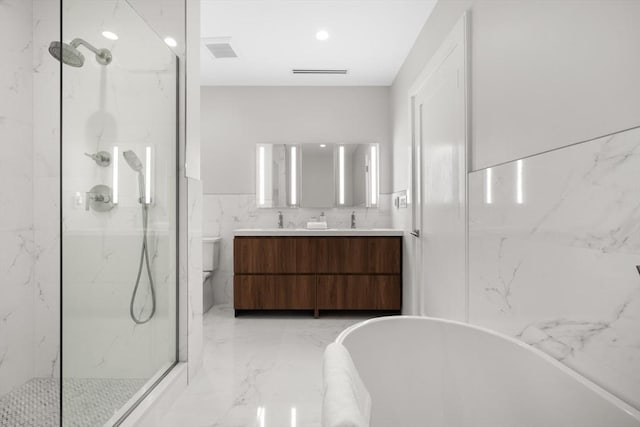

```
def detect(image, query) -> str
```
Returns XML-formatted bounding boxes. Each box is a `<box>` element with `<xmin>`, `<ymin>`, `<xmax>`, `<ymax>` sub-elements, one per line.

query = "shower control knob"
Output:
<box><xmin>84</xmin><ymin>151</ymin><xmax>111</xmax><ymax>167</ymax></box>
<box><xmin>85</xmin><ymin>184</ymin><xmax>115</xmax><ymax>212</ymax></box>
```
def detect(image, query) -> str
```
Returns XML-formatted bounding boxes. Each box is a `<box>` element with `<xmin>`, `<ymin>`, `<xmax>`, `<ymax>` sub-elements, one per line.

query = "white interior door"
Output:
<box><xmin>411</xmin><ymin>16</ymin><xmax>468</xmax><ymax>321</ymax></box>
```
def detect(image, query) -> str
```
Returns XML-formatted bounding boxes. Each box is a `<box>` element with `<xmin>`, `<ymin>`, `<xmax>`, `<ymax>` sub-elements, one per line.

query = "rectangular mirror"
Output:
<box><xmin>301</xmin><ymin>144</ymin><xmax>335</xmax><ymax>208</ymax></box>
<box><xmin>256</xmin><ymin>143</ymin><xmax>379</xmax><ymax>208</ymax></box>
<box><xmin>336</xmin><ymin>143</ymin><xmax>379</xmax><ymax>208</ymax></box>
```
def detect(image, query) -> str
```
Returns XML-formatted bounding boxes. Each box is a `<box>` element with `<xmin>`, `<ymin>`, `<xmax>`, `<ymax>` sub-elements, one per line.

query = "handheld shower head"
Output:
<box><xmin>123</xmin><ymin>150</ymin><xmax>147</xmax><ymax>205</ymax></box>
<box><xmin>123</xmin><ymin>150</ymin><xmax>144</xmax><ymax>173</ymax></box>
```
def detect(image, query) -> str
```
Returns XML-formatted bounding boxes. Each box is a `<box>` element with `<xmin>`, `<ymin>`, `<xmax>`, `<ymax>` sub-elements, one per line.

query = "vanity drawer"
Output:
<box><xmin>234</xmin><ymin>237</ymin><xmax>316</xmax><ymax>273</ymax></box>
<box><xmin>316</xmin><ymin>275</ymin><xmax>401</xmax><ymax>310</ymax></box>
<box><xmin>315</xmin><ymin>237</ymin><xmax>401</xmax><ymax>274</ymax></box>
<box><xmin>234</xmin><ymin>275</ymin><xmax>315</xmax><ymax>309</ymax></box>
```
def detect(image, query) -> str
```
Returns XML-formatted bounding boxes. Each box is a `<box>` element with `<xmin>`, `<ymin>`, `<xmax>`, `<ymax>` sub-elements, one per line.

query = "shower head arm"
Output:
<box><xmin>70</xmin><ymin>38</ymin><xmax>101</xmax><ymax>55</ymax></box>
<box><xmin>70</xmin><ymin>38</ymin><xmax>112</xmax><ymax>65</ymax></box>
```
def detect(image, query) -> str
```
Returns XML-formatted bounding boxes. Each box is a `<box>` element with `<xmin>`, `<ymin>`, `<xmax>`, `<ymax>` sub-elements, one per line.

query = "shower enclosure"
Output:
<box><xmin>61</xmin><ymin>0</ymin><xmax>178</xmax><ymax>425</ymax></box>
<box><xmin>0</xmin><ymin>0</ymin><xmax>179</xmax><ymax>425</ymax></box>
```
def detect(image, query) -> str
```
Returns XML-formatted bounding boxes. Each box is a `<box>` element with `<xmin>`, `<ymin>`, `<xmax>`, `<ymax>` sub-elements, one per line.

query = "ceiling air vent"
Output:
<box><xmin>292</xmin><ymin>69</ymin><xmax>348</xmax><ymax>75</ymax></box>
<box><xmin>204</xmin><ymin>37</ymin><xmax>238</xmax><ymax>59</ymax></box>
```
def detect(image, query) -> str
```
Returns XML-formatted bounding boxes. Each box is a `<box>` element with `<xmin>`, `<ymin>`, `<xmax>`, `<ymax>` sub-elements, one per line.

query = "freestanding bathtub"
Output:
<box><xmin>335</xmin><ymin>316</ymin><xmax>640</xmax><ymax>427</ymax></box>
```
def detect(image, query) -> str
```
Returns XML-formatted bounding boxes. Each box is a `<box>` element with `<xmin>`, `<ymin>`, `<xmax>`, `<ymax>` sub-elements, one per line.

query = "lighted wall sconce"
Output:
<box><xmin>485</xmin><ymin>167</ymin><xmax>492</xmax><ymax>205</ymax></box>
<box><xmin>112</xmin><ymin>146</ymin><xmax>119</xmax><ymax>204</ymax></box>
<box><xmin>370</xmin><ymin>144</ymin><xmax>378</xmax><ymax>206</ymax></box>
<box><xmin>145</xmin><ymin>146</ymin><xmax>152</xmax><ymax>204</ymax></box>
<box><xmin>516</xmin><ymin>159</ymin><xmax>523</xmax><ymax>204</ymax></box>
<box><xmin>338</xmin><ymin>145</ymin><xmax>345</xmax><ymax>205</ymax></box>
<box><xmin>290</xmin><ymin>145</ymin><xmax>297</xmax><ymax>206</ymax></box>
<box><xmin>258</xmin><ymin>145</ymin><xmax>265</xmax><ymax>206</ymax></box>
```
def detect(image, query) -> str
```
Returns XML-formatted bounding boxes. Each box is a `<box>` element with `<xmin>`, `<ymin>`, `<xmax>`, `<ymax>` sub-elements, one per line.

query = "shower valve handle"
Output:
<box><xmin>85</xmin><ymin>185</ymin><xmax>115</xmax><ymax>212</ymax></box>
<box><xmin>84</xmin><ymin>151</ymin><xmax>111</xmax><ymax>167</ymax></box>
<box><xmin>85</xmin><ymin>192</ymin><xmax>110</xmax><ymax>210</ymax></box>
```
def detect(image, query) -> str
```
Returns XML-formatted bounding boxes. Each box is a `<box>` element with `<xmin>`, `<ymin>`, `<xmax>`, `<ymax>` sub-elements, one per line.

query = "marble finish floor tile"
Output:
<box><xmin>159</xmin><ymin>306</ymin><xmax>370</xmax><ymax>427</ymax></box>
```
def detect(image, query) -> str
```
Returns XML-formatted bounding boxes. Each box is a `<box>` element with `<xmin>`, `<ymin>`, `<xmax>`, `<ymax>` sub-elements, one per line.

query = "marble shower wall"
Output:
<box><xmin>0</xmin><ymin>0</ymin><xmax>35</xmax><ymax>397</ymax></box>
<box><xmin>202</xmin><ymin>194</ymin><xmax>393</xmax><ymax>309</ymax></box>
<box><xmin>33</xmin><ymin>0</ymin><xmax>61</xmax><ymax>380</ymax></box>
<box><xmin>469</xmin><ymin>127</ymin><xmax>640</xmax><ymax>410</ymax></box>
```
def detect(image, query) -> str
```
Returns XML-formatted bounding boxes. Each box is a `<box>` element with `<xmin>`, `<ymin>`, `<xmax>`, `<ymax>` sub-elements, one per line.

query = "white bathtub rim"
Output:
<box><xmin>335</xmin><ymin>315</ymin><xmax>640</xmax><ymax>421</ymax></box>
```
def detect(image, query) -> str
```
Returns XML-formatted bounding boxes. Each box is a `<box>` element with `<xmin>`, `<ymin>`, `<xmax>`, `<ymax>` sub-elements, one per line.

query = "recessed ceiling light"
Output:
<box><xmin>164</xmin><ymin>37</ymin><xmax>177</xmax><ymax>47</ymax></box>
<box><xmin>102</xmin><ymin>31</ymin><xmax>118</xmax><ymax>40</ymax></box>
<box><xmin>320</xmin><ymin>144</ymin><xmax>326</xmax><ymax>148</ymax></box>
<box><xmin>316</xmin><ymin>30</ymin><xmax>329</xmax><ymax>41</ymax></box>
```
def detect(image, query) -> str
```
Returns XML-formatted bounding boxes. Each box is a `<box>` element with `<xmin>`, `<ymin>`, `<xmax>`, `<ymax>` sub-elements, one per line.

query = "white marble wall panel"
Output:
<box><xmin>469</xmin><ymin>127</ymin><xmax>640</xmax><ymax>410</ymax></box>
<box><xmin>202</xmin><ymin>194</ymin><xmax>393</xmax><ymax>307</ymax></box>
<box><xmin>33</xmin><ymin>0</ymin><xmax>61</xmax><ymax>380</ymax></box>
<box><xmin>187</xmin><ymin>179</ymin><xmax>203</xmax><ymax>379</ymax></box>
<box><xmin>0</xmin><ymin>0</ymin><xmax>35</xmax><ymax>398</ymax></box>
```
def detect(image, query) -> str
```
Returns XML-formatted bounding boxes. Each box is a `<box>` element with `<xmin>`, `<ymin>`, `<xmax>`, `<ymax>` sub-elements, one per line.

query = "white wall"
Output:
<box><xmin>201</xmin><ymin>86</ymin><xmax>391</xmax><ymax>195</ymax></box>
<box><xmin>391</xmin><ymin>0</ymin><xmax>640</xmax><ymax>411</ymax></box>
<box><xmin>471</xmin><ymin>0</ymin><xmax>640</xmax><ymax>170</ymax></box>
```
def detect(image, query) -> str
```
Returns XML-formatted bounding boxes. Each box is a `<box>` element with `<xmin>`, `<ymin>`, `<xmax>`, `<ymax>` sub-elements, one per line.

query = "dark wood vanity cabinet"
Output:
<box><xmin>233</xmin><ymin>236</ymin><xmax>402</xmax><ymax>316</ymax></box>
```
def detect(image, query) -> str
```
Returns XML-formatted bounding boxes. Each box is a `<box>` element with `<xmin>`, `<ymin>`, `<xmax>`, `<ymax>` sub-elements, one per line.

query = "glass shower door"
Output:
<box><xmin>61</xmin><ymin>0</ymin><xmax>178</xmax><ymax>425</ymax></box>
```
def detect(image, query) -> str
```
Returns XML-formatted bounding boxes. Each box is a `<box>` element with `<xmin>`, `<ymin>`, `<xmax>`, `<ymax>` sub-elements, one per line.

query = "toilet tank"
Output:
<box><xmin>203</xmin><ymin>237</ymin><xmax>221</xmax><ymax>272</ymax></box>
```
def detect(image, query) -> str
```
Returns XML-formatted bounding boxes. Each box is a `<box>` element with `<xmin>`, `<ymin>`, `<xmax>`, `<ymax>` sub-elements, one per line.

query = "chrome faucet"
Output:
<box><xmin>351</xmin><ymin>211</ymin><xmax>356</xmax><ymax>229</ymax></box>
<box><xmin>278</xmin><ymin>211</ymin><xmax>283</xmax><ymax>228</ymax></box>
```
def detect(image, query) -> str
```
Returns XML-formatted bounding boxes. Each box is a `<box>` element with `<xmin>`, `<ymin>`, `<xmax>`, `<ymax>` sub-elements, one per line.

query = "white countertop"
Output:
<box><xmin>233</xmin><ymin>228</ymin><xmax>404</xmax><ymax>237</ymax></box>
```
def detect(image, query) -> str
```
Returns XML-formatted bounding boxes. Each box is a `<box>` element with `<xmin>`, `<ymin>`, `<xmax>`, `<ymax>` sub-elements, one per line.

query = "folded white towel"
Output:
<box><xmin>322</xmin><ymin>342</ymin><xmax>372</xmax><ymax>427</ymax></box>
<box><xmin>307</xmin><ymin>221</ymin><xmax>329</xmax><ymax>229</ymax></box>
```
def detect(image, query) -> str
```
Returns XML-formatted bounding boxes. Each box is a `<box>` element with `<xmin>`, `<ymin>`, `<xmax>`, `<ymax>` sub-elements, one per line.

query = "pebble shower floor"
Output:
<box><xmin>0</xmin><ymin>377</ymin><xmax>147</xmax><ymax>426</ymax></box>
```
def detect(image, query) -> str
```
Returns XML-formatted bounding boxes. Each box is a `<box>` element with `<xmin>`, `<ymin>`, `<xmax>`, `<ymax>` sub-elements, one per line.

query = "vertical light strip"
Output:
<box><xmin>338</xmin><ymin>145</ymin><xmax>345</xmax><ymax>205</ymax></box>
<box><xmin>145</xmin><ymin>146</ymin><xmax>152</xmax><ymax>204</ymax></box>
<box><xmin>291</xmin><ymin>407</ymin><xmax>297</xmax><ymax>427</ymax></box>
<box><xmin>290</xmin><ymin>146</ymin><xmax>297</xmax><ymax>206</ymax></box>
<box><xmin>485</xmin><ymin>167</ymin><xmax>492</xmax><ymax>204</ymax></box>
<box><xmin>112</xmin><ymin>146</ymin><xmax>119</xmax><ymax>204</ymax></box>
<box><xmin>258</xmin><ymin>145</ymin><xmax>265</xmax><ymax>206</ymax></box>
<box><xmin>516</xmin><ymin>159</ymin><xmax>523</xmax><ymax>204</ymax></box>
<box><xmin>370</xmin><ymin>145</ymin><xmax>378</xmax><ymax>205</ymax></box>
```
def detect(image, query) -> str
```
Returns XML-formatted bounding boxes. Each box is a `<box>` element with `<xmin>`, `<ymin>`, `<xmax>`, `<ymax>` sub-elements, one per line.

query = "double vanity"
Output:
<box><xmin>233</xmin><ymin>228</ymin><xmax>403</xmax><ymax>317</ymax></box>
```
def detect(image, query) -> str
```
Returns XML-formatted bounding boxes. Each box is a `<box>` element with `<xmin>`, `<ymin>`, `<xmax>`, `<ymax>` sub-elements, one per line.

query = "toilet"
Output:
<box><xmin>203</xmin><ymin>237</ymin><xmax>222</xmax><ymax>313</ymax></box>
<box><xmin>203</xmin><ymin>236</ymin><xmax>221</xmax><ymax>280</ymax></box>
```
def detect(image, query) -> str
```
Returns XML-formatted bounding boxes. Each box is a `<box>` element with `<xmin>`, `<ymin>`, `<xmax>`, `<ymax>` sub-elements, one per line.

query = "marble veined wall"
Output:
<box><xmin>202</xmin><ymin>194</ymin><xmax>393</xmax><ymax>309</ymax></box>
<box><xmin>0</xmin><ymin>0</ymin><xmax>62</xmax><ymax>398</ymax></box>
<box><xmin>469</xmin><ymin>126</ymin><xmax>640</xmax><ymax>410</ymax></box>
<box><xmin>0</xmin><ymin>0</ymin><xmax>35</xmax><ymax>397</ymax></box>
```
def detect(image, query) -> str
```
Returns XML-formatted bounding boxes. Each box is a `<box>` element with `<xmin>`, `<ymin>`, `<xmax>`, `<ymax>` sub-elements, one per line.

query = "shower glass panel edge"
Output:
<box><xmin>60</xmin><ymin>1</ymin><xmax>179</xmax><ymax>425</ymax></box>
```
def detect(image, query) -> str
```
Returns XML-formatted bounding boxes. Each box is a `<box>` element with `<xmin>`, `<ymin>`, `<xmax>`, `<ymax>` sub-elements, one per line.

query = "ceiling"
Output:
<box><xmin>200</xmin><ymin>0</ymin><xmax>438</xmax><ymax>86</ymax></box>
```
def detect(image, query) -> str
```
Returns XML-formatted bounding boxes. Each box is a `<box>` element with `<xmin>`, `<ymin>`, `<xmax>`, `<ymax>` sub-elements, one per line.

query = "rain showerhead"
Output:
<box><xmin>123</xmin><ymin>150</ymin><xmax>144</xmax><ymax>173</ymax></box>
<box><xmin>49</xmin><ymin>41</ymin><xmax>84</xmax><ymax>67</ymax></box>
<box><xmin>48</xmin><ymin>38</ymin><xmax>112</xmax><ymax>67</ymax></box>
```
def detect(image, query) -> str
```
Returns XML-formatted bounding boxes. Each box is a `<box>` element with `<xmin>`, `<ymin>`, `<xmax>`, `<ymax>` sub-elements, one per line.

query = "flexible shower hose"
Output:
<box><xmin>129</xmin><ymin>202</ymin><xmax>156</xmax><ymax>324</ymax></box>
